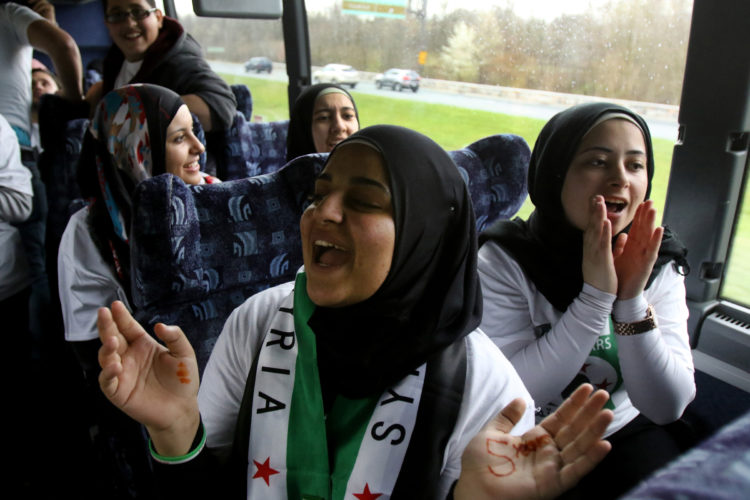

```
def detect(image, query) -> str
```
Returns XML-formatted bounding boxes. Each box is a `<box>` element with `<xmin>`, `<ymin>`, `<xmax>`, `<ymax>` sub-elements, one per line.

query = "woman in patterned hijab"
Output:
<box><xmin>77</xmin><ymin>83</ymin><xmax>208</xmax><ymax>294</ymax></box>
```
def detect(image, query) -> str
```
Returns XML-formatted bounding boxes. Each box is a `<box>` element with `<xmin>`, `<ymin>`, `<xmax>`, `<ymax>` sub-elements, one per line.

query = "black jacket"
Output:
<box><xmin>102</xmin><ymin>17</ymin><xmax>236</xmax><ymax>131</ymax></box>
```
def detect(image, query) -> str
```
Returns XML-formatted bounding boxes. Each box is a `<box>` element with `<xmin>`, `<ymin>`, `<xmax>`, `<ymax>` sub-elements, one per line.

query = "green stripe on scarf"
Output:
<box><xmin>329</xmin><ymin>396</ymin><xmax>380</xmax><ymax>500</ymax></box>
<box><xmin>288</xmin><ymin>273</ymin><xmax>379</xmax><ymax>500</ymax></box>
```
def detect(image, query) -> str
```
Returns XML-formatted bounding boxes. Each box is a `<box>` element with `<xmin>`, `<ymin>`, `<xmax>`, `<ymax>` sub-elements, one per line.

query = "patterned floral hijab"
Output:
<box><xmin>78</xmin><ymin>84</ymin><xmax>183</xmax><ymax>293</ymax></box>
<box><xmin>88</xmin><ymin>84</ymin><xmax>183</xmax><ymax>241</ymax></box>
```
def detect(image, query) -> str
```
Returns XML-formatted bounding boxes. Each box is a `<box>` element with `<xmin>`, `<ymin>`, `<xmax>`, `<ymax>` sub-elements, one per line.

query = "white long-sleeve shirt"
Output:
<box><xmin>478</xmin><ymin>240</ymin><xmax>695</xmax><ymax>437</ymax></box>
<box><xmin>198</xmin><ymin>281</ymin><xmax>535</xmax><ymax>498</ymax></box>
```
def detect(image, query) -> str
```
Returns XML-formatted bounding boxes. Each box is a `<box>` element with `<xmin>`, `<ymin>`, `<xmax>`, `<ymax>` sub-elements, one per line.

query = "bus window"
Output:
<box><xmin>302</xmin><ymin>0</ymin><xmax>692</xmax><ymax>220</ymax></box>
<box><xmin>173</xmin><ymin>0</ymin><xmax>692</xmax><ymax>222</ymax></box>
<box><xmin>175</xmin><ymin>0</ymin><xmax>750</xmax><ymax>408</ymax></box>
<box><xmin>723</xmin><ymin>169</ymin><xmax>750</xmax><ymax>308</ymax></box>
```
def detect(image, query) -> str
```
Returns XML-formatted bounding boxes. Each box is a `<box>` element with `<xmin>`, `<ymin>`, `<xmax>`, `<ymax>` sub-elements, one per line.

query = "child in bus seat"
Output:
<box><xmin>96</xmin><ymin>124</ymin><xmax>615</xmax><ymax>500</ymax></box>
<box><xmin>85</xmin><ymin>0</ymin><xmax>236</xmax><ymax>133</ymax></box>
<box><xmin>477</xmin><ymin>102</ymin><xmax>696</xmax><ymax>499</ymax></box>
<box><xmin>286</xmin><ymin>83</ymin><xmax>359</xmax><ymax>162</ymax></box>
<box><xmin>59</xmin><ymin>84</ymin><xmax>216</xmax><ymax>358</ymax></box>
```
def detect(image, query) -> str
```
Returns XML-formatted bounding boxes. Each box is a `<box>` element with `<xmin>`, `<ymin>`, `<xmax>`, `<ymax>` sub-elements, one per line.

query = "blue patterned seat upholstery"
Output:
<box><xmin>130</xmin><ymin>153</ymin><xmax>328</xmax><ymax>372</ymax></box>
<box><xmin>220</xmin><ymin>111</ymin><xmax>290</xmax><ymax>181</ymax></box>
<box><xmin>230</xmin><ymin>84</ymin><xmax>253</xmax><ymax>121</ymax></box>
<box><xmin>449</xmin><ymin>134</ymin><xmax>530</xmax><ymax>232</ymax></box>
<box><xmin>129</xmin><ymin>134</ymin><xmax>528</xmax><ymax>373</ymax></box>
<box><xmin>622</xmin><ymin>409</ymin><xmax>750</xmax><ymax>499</ymax></box>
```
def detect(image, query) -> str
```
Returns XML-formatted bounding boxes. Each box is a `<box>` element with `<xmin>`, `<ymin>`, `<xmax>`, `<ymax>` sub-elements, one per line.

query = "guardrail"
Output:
<box><xmin>216</xmin><ymin>61</ymin><xmax>679</xmax><ymax>123</ymax></box>
<box><xmin>358</xmin><ymin>69</ymin><xmax>679</xmax><ymax>122</ymax></box>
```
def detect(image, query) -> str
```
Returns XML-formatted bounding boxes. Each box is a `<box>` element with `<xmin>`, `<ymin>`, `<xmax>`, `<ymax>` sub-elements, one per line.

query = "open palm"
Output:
<box><xmin>98</xmin><ymin>301</ymin><xmax>200</xmax><ymax>452</ymax></box>
<box><xmin>456</xmin><ymin>384</ymin><xmax>613</xmax><ymax>500</ymax></box>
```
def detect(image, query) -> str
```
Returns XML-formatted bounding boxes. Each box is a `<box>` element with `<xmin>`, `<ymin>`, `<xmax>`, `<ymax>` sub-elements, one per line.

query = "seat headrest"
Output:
<box><xmin>221</xmin><ymin>112</ymin><xmax>290</xmax><ymax>181</ymax></box>
<box><xmin>230</xmin><ymin>84</ymin><xmax>253</xmax><ymax>121</ymax></box>
<box><xmin>130</xmin><ymin>153</ymin><xmax>326</xmax><ymax>371</ymax></box>
<box><xmin>449</xmin><ymin>134</ymin><xmax>530</xmax><ymax>232</ymax></box>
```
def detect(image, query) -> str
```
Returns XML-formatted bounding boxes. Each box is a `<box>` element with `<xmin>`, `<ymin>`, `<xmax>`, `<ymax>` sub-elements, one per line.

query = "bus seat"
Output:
<box><xmin>219</xmin><ymin>110</ymin><xmax>289</xmax><ymax>181</ymax></box>
<box><xmin>37</xmin><ymin>95</ymin><xmax>89</xmax><ymax>246</ymax></box>
<box><xmin>84</xmin><ymin>67</ymin><xmax>102</xmax><ymax>94</ymax></box>
<box><xmin>448</xmin><ymin>134</ymin><xmax>530</xmax><ymax>232</ymax></box>
<box><xmin>130</xmin><ymin>153</ymin><xmax>327</xmax><ymax>372</ymax></box>
<box><xmin>37</xmin><ymin>95</ymin><xmax>90</xmax><ymax>321</ymax></box>
<box><xmin>128</xmin><ymin>135</ymin><xmax>528</xmax><ymax>373</ymax></box>
<box><xmin>621</xmin><ymin>407</ymin><xmax>750</xmax><ymax>499</ymax></box>
<box><xmin>230</xmin><ymin>83</ymin><xmax>253</xmax><ymax>121</ymax></box>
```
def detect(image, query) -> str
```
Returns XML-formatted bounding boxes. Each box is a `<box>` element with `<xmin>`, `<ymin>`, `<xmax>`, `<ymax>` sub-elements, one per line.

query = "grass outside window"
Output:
<box><xmin>221</xmin><ymin>73</ymin><xmax>750</xmax><ymax>305</ymax></box>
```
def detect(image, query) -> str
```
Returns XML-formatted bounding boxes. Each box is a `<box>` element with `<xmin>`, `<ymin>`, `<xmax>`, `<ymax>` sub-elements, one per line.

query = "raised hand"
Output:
<box><xmin>98</xmin><ymin>301</ymin><xmax>200</xmax><ymax>456</ymax></box>
<box><xmin>29</xmin><ymin>0</ymin><xmax>56</xmax><ymax>23</ymax></box>
<box><xmin>613</xmin><ymin>200</ymin><xmax>664</xmax><ymax>300</ymax></box>
<box><xmin>455</xmin><ymin>384</ymin><xmax>613</xmax><ymax>500</ymax></box>
<box><xmin>582</xmin><ymin>195</ymin><xmax>619</xmax><ymax>294</ymax></box>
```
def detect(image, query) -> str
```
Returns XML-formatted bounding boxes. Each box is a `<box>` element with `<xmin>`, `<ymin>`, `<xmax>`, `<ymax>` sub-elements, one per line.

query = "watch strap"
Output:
<box><xmin>614</xmin><ymin>304</ymin><xmax>657</xmax><ymax>335</ymax></box>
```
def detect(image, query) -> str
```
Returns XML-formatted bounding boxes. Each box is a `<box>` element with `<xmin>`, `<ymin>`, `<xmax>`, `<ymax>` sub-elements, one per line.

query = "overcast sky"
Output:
<box><xmin>171</xmin><ymin>0</ymin><xmax>596</xmax><ymax>21</ymax></box>
<box><xmin>306</xmin><ymin>0</ymin><xmax>594</xmax><ymax>20</ymax></box>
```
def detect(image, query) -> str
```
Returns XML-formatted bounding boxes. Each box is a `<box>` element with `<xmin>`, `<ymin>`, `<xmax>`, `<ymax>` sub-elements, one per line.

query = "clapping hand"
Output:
<box><xmin>613</xmin><ymin>200</ymin><xmax>663</xmax><ymax>299</ymax></box>
<box><xmin>29</xmin><ymin>0</ymin><xmax>56</xmax><ymax>23</ymax></box>
<box><xmin>582</xmin><ymin>195</ymin><xmax>621</xmax><ymax>294</ymax></box>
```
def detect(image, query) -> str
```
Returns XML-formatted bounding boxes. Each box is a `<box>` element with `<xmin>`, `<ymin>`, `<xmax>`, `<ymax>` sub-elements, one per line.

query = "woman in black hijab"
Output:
<box><xmin>286</xmin><ymin>83</ymin><xmax>359</xmax><ymax>162</ymax></box>
<box><xmin>96</xmin><ymin>125</ymin><xmax>613</xmax><ymax>499</ymax></box>
<box><xmin>478</xmin><ymin>103</ymin><xmax>695</xmax><ymax>498</ymax></box>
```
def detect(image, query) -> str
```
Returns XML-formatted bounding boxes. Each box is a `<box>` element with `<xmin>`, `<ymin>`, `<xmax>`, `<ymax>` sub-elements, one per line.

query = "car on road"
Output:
<box><xmin>312</xmin><ymin>63</ymin><xmax>359</xmax><ymax>88</ymax></box>
<box><xmin>244</xmin><ymin>57</ymin><xmax>272</xmax><ymax>73</ymax></box>
<box><xmin>374</xmin><ymin>68</ymin><xmax>421</xmax><ymax>92</ymax></box>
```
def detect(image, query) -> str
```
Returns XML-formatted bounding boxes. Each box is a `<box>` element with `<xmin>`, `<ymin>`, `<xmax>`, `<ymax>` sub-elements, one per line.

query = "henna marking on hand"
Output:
<box><xmin>486</xmin><ymin>438</ymin><xmax>516</xmax><ymax>477</ymax></box>
<box><xmin>512</xmin><ymin>435</ymin><xmax>552</xmax><ymax>458</ymax></box>
<box><xmin>177</xmin><ymin>362</ymin><xmax>191</xmax><ymax>384</ymax></box>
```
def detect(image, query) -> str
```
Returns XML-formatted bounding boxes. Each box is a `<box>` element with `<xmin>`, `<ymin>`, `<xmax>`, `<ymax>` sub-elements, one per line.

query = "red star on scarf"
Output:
<box><xmin>353</xmin><ymin>483</ymin><xmax>382</xmax><ymax>500</ymax></box>
<box><xmin>595</xmin><ymin>378</ymin><xmax>612</xmax><ymax>391</ymax></box>
<box><xmin>580</xmin><ymin>362</ymin><xmax>591</xmax><ymax>373</ymax></box>
<box><xmin>252</xmin><ymin>457</ymin><xmax>279</xmax><ymax>486</ymax></box>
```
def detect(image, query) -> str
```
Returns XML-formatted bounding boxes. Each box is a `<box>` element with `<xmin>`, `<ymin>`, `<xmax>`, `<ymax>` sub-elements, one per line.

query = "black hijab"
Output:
<box><xmin>480</xmin><ymin>102</ymin><xmax>688</xmax><ymax>312</ymax></box>
<box><xmin>78</xmin><ymin>84</ymin><xmax>184</xmax><ymax>291</ymax></box>
<box><xmin>308</xmin><ymin>125</ymin><xmax>482</xmax><ymax>399</ymax></box>
<box><xmin>285</xmin><ymin>83</ymin><xmax>359</xmax><ymax>162</ymax></box>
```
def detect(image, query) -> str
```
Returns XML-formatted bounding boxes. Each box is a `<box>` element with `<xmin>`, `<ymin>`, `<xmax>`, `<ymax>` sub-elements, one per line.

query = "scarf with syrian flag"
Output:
<box><xmin>245</xmin><ymin>273</ymin><xmax>425</xmax><ymax>500</ymax></box>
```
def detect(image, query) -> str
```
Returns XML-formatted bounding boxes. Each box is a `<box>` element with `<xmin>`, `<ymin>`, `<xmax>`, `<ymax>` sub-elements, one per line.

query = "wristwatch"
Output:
<box><xmin>614</xmin><ymin>305</ymin><xmax>657</xmax><ymax>335</ymax></box>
